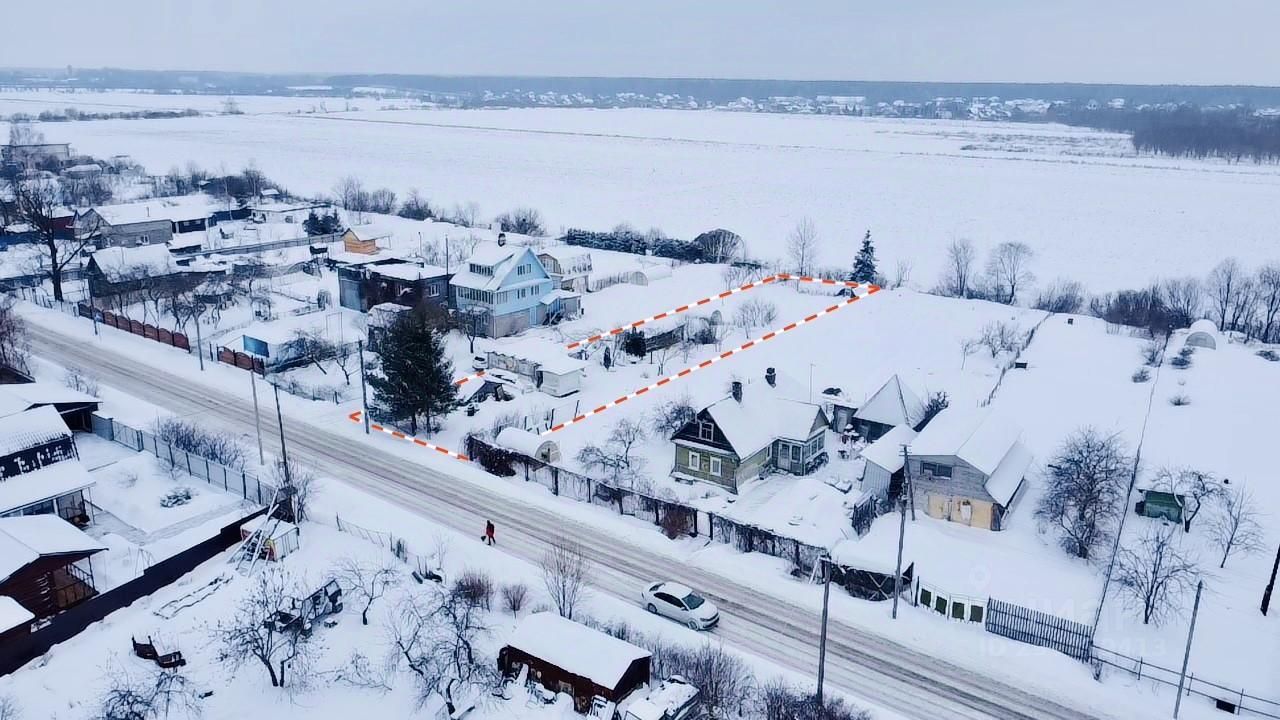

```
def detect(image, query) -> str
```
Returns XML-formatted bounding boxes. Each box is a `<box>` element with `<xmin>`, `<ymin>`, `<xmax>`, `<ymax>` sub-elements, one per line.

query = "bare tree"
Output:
<box><xmin>1035</xmin><ymin>428</ymin><xmax>1131</xmax><ymax>561</ymax></box>
<box><xmin>0</xmin><ymin>296</ymin><xmax>30</xmax><ymax>373</ymax></box>
<box><xmin>1150</xmin><ymin>466</ymin><xmax>1222</xmax><ymax>531</ymax></box>
<box><xmin>288</xmin><ymin>329</ymin><xmax>337</xmax><ymax>375</ymax></box>
<box><xmin>337</xmin><ymin>557</ymin><xmax>401</xmax><ymax>625</ymax></box>
<box><xmin>455</xmin><ymin>306</ymin><xmax>488</xmax><ymax>354</ymax></box>
<box><xmin>650</xmin><ymin>393</ymin><xmax>697</xmax><ymax>437</ymax></box>
<box><xmin>647</xmin><ymin>641</ymin><xmax>756</xmax><ymax>719</ymax></box>
<box><xmin>694</xmin><ymin>228</ymin><xmax>744</xmax><ymax>264</ymax></box>
<box><xmin>936</xmin><ymin>238</ymin><xmax>977</xmax><ymax>298</ymax></box>
<box><xmin>333</xmin><ymin>176</ymin><xmax>370</xmax><ymax>216</ymax></box>
<box><xmin>242</xmin><ymin>162</ymin><xmax>267</xmax><ymax>199</ymax></box>
<box><xmin>1160</xmin><ymin>276</ymin><xmax>1203</xmax><ymax>329</ymax></box>
<box><xmin>786</xmin><ymin>219</ymin><xmax>820</xmax><ymax>276</ymax></box>
<box><xmin>733</xmin><ymin>298</ymin><xmax>778</xmax><ymax>334</ymax></box>
<box><xmin>1255</xmin><ymin>262</ymin><xmax>1280</xmax><ymax>343</ymax></box>
<box><xmin>0</xmin><ymin>695</ymin><xmax>21</xmax><ymax>720</ymax></box>
<box><xmin>1032</xmin><ymin>278</ymin><xmax>1085</xmax><ymax>314</ymax></box>
<box><xmin>978</xmin><ymin>320</ymin><xmax>1025</xmax><ymax>358</ymax></box>
<box><xmin>271</xmin><ymin>458</ymin><xmax>318</xmax><ymax>523</ymax></box>
<box><xmin>1207</xmin><ymin>485</ymin><xmax>1265</xmax><ymax>569</ymax></box>
<box><xmin>495</xmin><ymin>207</ymin><xmax>547</xmax><ymax>236</ymax></box>
<box><xmin>501</xmin><ymin>583</ymin><xmax>529</xmax><ymax>616</ymax></box>
<box><xmin>984</xmin><ymin>241</ymin><xmax>1035</xmax><ymax>305</ymax></box>
<box><xmin>97</xmin><ymin>661</ymin><xmax>201</xmax><ymax>720</ymax></box>
<box><xmin>890</xmin><ymin>259</ymin><xmax>913</xmax><ymax>289</ymax></box>
<box><xmin>385</xmin><ymin>585</ymin><xmax>497</xmax><ymax>705</ymax></box>
<box><xmin>1206</xmin><ymin>258</ymin><xmax>1255</xmax><ymax>333</ymax></box>
<box><xmin>1114</xmin><ymin>525</ymin><xmax>1199</xmax><ymax>625</ymax></box>
<box><xmin>447</xmin><ymin>202</ymin><xmax>481</xmax><ymax>228</ymax></box>
<box><xmin>398</xmin><ymin>189</ymin><xmax>435</xmax><ymax>220</ymax></box>
<box><xmin>576</xmin><ymin>418</ymin><xmax>647</xmax><ymax>483</ymax></box>
<box><xmin>541</xmin><ymin>538</ymin><xmax>591</xmax><ymax>620</ymax></box>
<box><xmin>367</xmin><ymin>188</ymin><xmax>398</xmax><ymax>215</ymax></box>
<box><xmin>14</xmin><ymin>178</ymin><xmax>96</xmax><ymax>301</ymax></box>
<box><xmin>211</xmin><ymin>569</ymin><xmax>318</xmax><ymax>688</ymax></box>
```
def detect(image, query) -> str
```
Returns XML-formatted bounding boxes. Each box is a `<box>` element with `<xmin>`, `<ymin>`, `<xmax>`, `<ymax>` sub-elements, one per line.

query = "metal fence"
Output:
<box><xmin>90</xmin><ymin>413</ymin><xmax>275</xmax><ymax>505</ymax></box>
<box><xmin>1091</xmin><ymin>645</ymin><xmax>1280</xmax><ymax>718</ymax></box>
<box><xmin>467</xmin><ymin>436</ymin><xmax>827</xmax><ymax>576</ymax></box>
<box><xmin>985</xmin><ymin>597</ymin><xmax>1094</xmax><ymax>662</ymax></box>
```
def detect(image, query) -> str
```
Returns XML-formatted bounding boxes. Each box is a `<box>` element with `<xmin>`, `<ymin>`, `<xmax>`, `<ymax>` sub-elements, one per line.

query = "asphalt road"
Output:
<box><xmin>29</xmin><ymin>321</ymin><xmax>1113</xmax><ymax>720</ymax></box>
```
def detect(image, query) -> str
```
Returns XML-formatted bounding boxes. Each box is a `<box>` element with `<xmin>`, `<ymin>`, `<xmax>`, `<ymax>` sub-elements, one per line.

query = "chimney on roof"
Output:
<box><xmin>497</xmin><ymin>232</ymin><xmax>507</xmax><ymax>247</ymax></box>
<box><xmin>731</xmin><ymin>381</ymin><xmax>743</xmax><ymax>403</ymax></box>
<box><xmin>765</xmin><ymin>367</ymin><xmax>776</xmax><ymax>387</ymax></box>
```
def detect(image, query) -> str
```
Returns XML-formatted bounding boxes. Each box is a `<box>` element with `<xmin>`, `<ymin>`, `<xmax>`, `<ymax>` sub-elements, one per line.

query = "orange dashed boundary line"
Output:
<box><xmin>563</xmin><ymin>273</ymin><xmax>861</xmax><ymax>350</ymax></box>
<box><xmin>543</xmin><ymin>285</ymin><xmax>880</xmax><ymax>435</ymax></box>
<box><xmin>347</xmin><ymin>280</ymin><xmax>881</xmax><ymax>460</ymax></box>
<box><xmin>346</xmin><ymin>410</ymin><xmax>471</xmax><ymax>462</ymax></box>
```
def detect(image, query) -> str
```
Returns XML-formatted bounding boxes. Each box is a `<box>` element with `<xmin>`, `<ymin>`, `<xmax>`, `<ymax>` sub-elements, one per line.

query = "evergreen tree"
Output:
<box><xmin>850</xmin><ymin>229</ymin><xmax>878</xmax><ymax>283</ymax></box>
<box><xmin>303</xmin><ymin>210</ymin><xmax>323</xmax><ymax>237</ymax></box>
<box><xmin>367</xmin><ymin>309</ymin><xmax>458</xmax><ymax>435</ymax></box>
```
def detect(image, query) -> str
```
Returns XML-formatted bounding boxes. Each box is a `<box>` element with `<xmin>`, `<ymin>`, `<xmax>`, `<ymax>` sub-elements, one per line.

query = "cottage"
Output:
<box><xmin>0</xmin><ymin>406</ymin><xmax>95</xmax><ymax>523</ymax></box>
<box><xmin>671</xmin><ymin>375</ymin><xmax>828</xmax><ymax>493</ymax></box>
<box><xmin>1</xmin><ymin>143</ymin><xmax>71</xmax><ymax>168</ymax></box>
<box><xmin>825</xmin><ymin>374</ymin><xmax>923</xmax><ymax>441</ymax></box>
<box><xmin>907</xmin><ymin>407</ymin><xmax>1032</xmax><ymax>531</ymax></box>
<box><xmin>451</xmin><ymin>235</ymin><xmax>572</xmax><ymax>338</ymax></box>
<box><xmin>341</xmin><ymin>224</ymin><xmax>393</xmax><ymax>255</ymax></box>
<box><xmin>77</xmin><ymin>196</ymin><xmax>217</xmax><ymax>248</ymax></box>
<box><xmin>87</xmin><ymin>244</ymin><xmax>188</xmax><ymax>299</ymax></box>
<box><xmin>337</xmin><ymin>261</ymin><xmax>450</xmax><ymax>313</ymax></box>
<box><xmin>498</xmin><ymin>612</ymin><xmax>651</xmax><ymax>712</ymax></box>
<box><xmin>0</xmin><ymin>515</ymin><xmax>106</xmax><ymax>623</ymax></box>
<box><xmin>239</xmin><ymin>311</ymin><xmax>360</xmax><ymax>370</ymax></box>
<box><xmin>537</xmin><ymin>246</ymin><xmax>593</xmax><ymax>293</ymax></box>
<box><xmin>486</xmin><ymin>340</ymin><xmax>587</xmax><ymax>397</ymax></box>
<box><xmin>0</xmin><ymin>381</ymin><xmax>101</xmax><ymax>431</ymax></box>
<box><xmin>63</xmin><ymin>163</ymin><xmax>103</xmax><ymax>180</ymax></box>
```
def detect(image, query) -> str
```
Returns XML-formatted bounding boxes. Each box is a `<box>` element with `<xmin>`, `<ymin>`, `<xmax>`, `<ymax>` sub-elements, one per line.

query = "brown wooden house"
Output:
<box><xmin>498</xmin><ymin>612</ymin><xmax>651</xmax><ymax>712</ymax></box>
<box><xmin>0</xmin><ymin>515</ymin><xmax>106</xmax><ymax>623</ymax></box>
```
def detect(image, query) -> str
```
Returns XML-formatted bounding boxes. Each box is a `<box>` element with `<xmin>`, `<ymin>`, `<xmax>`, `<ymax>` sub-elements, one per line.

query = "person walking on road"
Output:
<box><xmin>484</xmin><ymin>520</ymin><xmax>496</xmax><ymax>546</ymax></box>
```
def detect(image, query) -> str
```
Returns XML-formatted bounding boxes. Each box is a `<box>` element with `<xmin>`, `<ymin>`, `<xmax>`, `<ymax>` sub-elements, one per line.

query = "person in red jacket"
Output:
<box><xmin>484</xmin><ymin>520</ymin><xmax>496</xmax><ymax>546</ymax></box>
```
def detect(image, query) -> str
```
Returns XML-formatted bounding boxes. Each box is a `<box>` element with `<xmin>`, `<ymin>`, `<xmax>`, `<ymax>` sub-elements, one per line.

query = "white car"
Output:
<box><xmin>641</xmin><ymin>581</ymin><xmax>719</xmax><ymax>630</ymax></box>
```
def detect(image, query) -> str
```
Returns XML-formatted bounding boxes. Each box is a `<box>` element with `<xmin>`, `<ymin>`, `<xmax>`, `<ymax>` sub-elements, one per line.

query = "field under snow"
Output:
<box><xmin>0</xmin><ymin>88</ymin><xmax>421</xmax><ymax>116</ymax></box>
<box><xmin>33</xmin><ymin>105</ymin><xmax>1280</xmax><ymax>291</ymax></box>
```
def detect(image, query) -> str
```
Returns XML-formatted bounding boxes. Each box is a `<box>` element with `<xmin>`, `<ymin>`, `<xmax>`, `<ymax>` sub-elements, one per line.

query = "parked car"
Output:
<box><xmin>620</xmin><ymin>676</ymin><xmax>701</xmax><ymax>720</ymax></box>
<box><xmin>640</xmin><ymin>581</ymin><xmax>719</xmax><ymax>630</ymax></box>
<box><xmin>472</xmin><ymin>354</ymin><xmax>488</xmax><ymax>370</ymax></box>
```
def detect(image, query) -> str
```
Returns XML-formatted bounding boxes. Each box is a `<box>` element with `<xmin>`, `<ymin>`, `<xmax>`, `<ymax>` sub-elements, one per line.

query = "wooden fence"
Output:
<box><xmin>77</xmin><ymin>303</ymin><xmax>190</xmax><ymax>351</ymax></box>
<box><xmin>984</xmin><ymin>597</ymin><xmax>1094</xmax><ymax>662</ymax></box>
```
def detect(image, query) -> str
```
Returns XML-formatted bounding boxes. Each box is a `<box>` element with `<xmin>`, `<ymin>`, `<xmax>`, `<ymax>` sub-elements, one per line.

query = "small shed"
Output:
<box><xmin>495</xmin><ymin>427</ymin><xmax>561</xmax><ymax>463</ymax></box>
<box><xmin>859</xmin><ymin>424</ymin><xmax>918</xmax><ymax>501</ymax></box>
<box><xmin>499</xmin><ymin>612</ymin><xmax>651</xmax><ymax>712</ymax></box>
<box><xmin>239</xmin><ymin>516</ymin><xmax>301</xmax><ymax>561</ymax></box>
<box><xmin>1136</xmin><ymin>487</ymin><xmax>1184</xmax><ymax>523</ymax></box>
<box><xmin>486</xmin><ymin>342</ymin><xmax>587</xmax><ymax>398</ymax></box>
<box><xmin>1185</xmin><ymin>319</ymin><xmax>1219</xmax><ymax>350</ymax></box>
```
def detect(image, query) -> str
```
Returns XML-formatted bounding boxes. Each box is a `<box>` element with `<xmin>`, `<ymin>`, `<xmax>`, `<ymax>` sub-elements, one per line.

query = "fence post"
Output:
<box><xmin>242</xmin><ymin>471</ymin><xmax>248</xmax><ymax>501</ymax></box>
<box><xmin>1137</xmin><ymin>658</ymin><xmax>1143</xmax><ymax>681</ymax></box>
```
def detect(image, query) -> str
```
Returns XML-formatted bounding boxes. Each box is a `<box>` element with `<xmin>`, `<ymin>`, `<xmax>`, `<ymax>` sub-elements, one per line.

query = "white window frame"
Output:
<box><xmin>686</xmin><ymin>451</ymin><xmax>701</xmax><ymax>471</ymax></box>
<box><xmin>698</xmin><ymin>421</ymin><xmax>714</xmax><ymax>441</ymax></box>
<box><xmin>709</xmin><ymin>457</ymin><xmax>722</xmax><ymax>476</ymax></box>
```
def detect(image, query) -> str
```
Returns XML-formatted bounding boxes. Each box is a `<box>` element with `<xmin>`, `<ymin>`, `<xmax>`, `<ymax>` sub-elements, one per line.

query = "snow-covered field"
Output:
<box><xmin>0</xmin><ymin>88</ymin><xmax>419</xmax><ymax>116</ymax></box>
<box><xmin>34</xmin><ymin>106</ymin><xmax>1280</xmax><ymax>291</ymax></box>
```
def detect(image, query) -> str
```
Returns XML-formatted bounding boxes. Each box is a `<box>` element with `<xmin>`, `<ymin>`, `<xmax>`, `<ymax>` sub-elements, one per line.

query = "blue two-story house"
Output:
<box><xmin>450</xmin><ymin>235</ymin><xmax>580</xmax><ymax>338</ymax></box>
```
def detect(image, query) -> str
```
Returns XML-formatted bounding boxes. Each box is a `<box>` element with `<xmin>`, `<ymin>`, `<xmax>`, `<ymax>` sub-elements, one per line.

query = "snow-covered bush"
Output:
<box><xmin>1131</xmin><ymin>368</ymin><xmax>1151</xmax><ymax>383</ymax></box>
<box><xmin>501</xmin><ymin>583</ymin><xmax>529</xmax><ymax>616</ymax></box>
<box><xmin>153</xmin><ymin>418</ymin><xmax>245</xmax><ymax>470</ymax></box>
<box><xmin>62</xmin><ymin>366</ymin><xmax>100</xmax><ymax>397</ymax></box>
<box><xmin>159</xmin><ymin>487</ymin><xmax>194</xmax><ymax>507</ymax></box>
<box><xmin>1169</xmin><ymin>393</ymin><xmax>1192</xmax><ymax>406</ymax></box>
<box><xmin>1257</xmin><ymin>349</ymin><xmax>1279</xmax><ymax>362</ymax></box>
<box><xmin>451</xmin><ymin>569</ymin><xmax>494</xmax><ymax>611</ymax></box>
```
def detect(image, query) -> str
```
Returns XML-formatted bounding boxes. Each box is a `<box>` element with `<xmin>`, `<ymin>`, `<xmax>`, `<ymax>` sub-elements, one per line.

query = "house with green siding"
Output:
<box><xmin>670</xmin><ymin>379</ymin><xmax>828</xmax><ymax>493</ymax></box>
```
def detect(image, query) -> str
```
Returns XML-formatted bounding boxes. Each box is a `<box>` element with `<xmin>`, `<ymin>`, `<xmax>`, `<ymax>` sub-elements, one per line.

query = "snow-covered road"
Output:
<box><xmin>28</xmin><ymin>320</ymin><xmax>1116</xmax><ymax>720</ymax></box>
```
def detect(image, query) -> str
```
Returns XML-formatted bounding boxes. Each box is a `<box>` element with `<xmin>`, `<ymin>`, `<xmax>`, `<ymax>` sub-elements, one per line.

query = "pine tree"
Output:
<box><xmin>850</xmin><ymin>229</ymin><xmax>878</xmax><ymax>283</ymax></box>
<box><xmin>303</xmin><ymin>210</ymin><xmax>322</xmax><ymax>237</ymax></box>
<box><xmin>367</xmin><ymin>309</ymin><xmax>458</xmax><ymax>435</ymax></box>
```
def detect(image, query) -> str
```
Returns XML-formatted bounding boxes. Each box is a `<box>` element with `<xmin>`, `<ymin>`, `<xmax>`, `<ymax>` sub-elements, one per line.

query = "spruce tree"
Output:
<box><xmin>303</xmin><ymin>210</ymin><xmax>322</xmax><ymax>236</ymax></box>
<box><xmin>851</xmin><ymin>229</ymin><xmax>878</xmax><ymax>283</ymax></box>
<box><xmin>367</xmin><ymin>309</ymin><xmax>459</xmax><ymax>435</ymax></box>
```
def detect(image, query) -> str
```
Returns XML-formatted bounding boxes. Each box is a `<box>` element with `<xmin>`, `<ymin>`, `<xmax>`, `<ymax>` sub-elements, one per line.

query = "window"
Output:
<box><xmin>427</xmin><ymin>285</ymin><xmax>439</xmax><ymax>297</ymax></box>
<box><xmin>922</xmin><ymin>462</ymin><xmax>953</xmax><ymax>478</ymax></box>
<box><xmin>686</xmin><ymin>451</ymin><xmax>701</xmax><ymax>471</ymax></box>
<box><xmin>698</xmin><ymin>421</ymin><xmax>714</xmax><ymax>441</ymax></box>
<box><xmin>517</xmin><ymin>263</ymin><xmax>530</xmax><ymax>276</ymax></box>
<box><xmin>709</xmin><ymin>457</ymin><xmax>722</xmax><ymax>476</ymax></box>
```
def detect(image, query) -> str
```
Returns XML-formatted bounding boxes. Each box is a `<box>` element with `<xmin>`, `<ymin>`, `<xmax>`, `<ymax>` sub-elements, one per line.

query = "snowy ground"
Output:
<box><xmin>31</xmin><ymin>107</ymin><xmax>1280</xmax><ymax>291</ymax></box>
<box><xmin>0</xmin><ymin>88</ymin><xmax>425</xmax><ymax>117</ymax></box>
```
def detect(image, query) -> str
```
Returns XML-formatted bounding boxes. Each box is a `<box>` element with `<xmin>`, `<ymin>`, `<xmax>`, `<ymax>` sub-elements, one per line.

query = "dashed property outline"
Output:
<box><xmin>348</xmin><ymin>275</ymin><xmax>879</xmax><ymax>461</ymax></box>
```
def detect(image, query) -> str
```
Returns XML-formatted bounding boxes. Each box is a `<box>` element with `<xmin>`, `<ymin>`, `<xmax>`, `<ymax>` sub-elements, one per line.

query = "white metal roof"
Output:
<box><xmin>0</xmin><ymin>460</ymin><xmax>96</xmax><ymax>517</ymax></box>
<box><xmin>860</xmin><ymin>424</ymin><xmax>919</xmax><ymax>473</ymax></box>
<box><xmin>371</xmin><ymin>262</ymin><xmax>448</xmax><ymax>281</ymax></box>
<box><xmin>983</xmin><ymin>440</ymin><xmax>1034</xmax><ymax>506</ymax></box>
<box><xmin>853</xmin><ymin>375</ymin><xmax>924</xmax><ymax>428</ymax></box>
<box><xmin>495</xmin><ymin>427</ymin><xmax>557</xmax><ymax>457</ymax></box>
<box><xmin>505</xmin><ymin>612</ymin><xmax>650</xmax><ymax>690</ymax></box>
<box><xmin>90</xmin><ymin>244</ymin><xmax>180</xmax><ymax>282</ymax></box>
<box><xmin>345</xmin><ymin>224</ymin><xmax>395</xmax><ymax>242</ymax></box>
<box><xmin>89</xmin><ymin>195</ymin><xmax>217</xmax><ymax>226</ymax></box>
<box><xmin>0</xmin><ymin>405</ymin><xmax>72</xmax><ymax>457</ymax></box>
<box><xmin>702</xmin><ymin>383</ymin><xmax>824</xmax><ymax>457</ymax></box>
<box><xmin>0</xmin><ymin>382</ymin><xmax>98</xmax><ymax>408</ymax></box>
<box><xmin>0</xmin><ymin>515</ymin><xmax>105</xmax><ymax>582</ymax></box>
<box><xmin>488</xmin><ymin>338</ymin><xmax>587</xmax><ymax>376</ymax></box>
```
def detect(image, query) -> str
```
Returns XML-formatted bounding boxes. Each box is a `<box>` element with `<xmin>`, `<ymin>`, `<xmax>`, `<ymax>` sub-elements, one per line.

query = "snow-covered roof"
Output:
<box><xmin>538</xmin><ymin>289</ymin><xmax>580</xmax><ymax>305</ymax></box>
<box><xmin>240</xmin><ymin>515</ymin><xmax>299</xmax><ymax>540</ymax></box>
<box><xmin>0</xmin><ymin>393</ymin><xmax>28</xmax><ymax>419</ymax></box>
<box><xmin>240</xmin><ymin>310</ymin><xmax>359</xmax><ymax>346</ymax></box>
<box><xmin>0</xmin><ymin>596</ymin><xmax>34</xmax><ymax>634</ymax></box>
<box><xmin>0</xmin><ymin>382</ymin><xmax>98</xmax><ymax>409</ymax></box>
<box><xmin>91</xmin><ymin>244</ymin><xmax>180</xmax><ymax>282</ymax></box>
<box><xmin>371</xmin><ymin>262</ymin><xmax>448</xmax><ymax>282</ymax></box>
<box><xmin>853</xmin><ymin>375</ymin><xmax>924</xmax><ymax>428</ymax></box>
<box><xmin>327</xmin><ymin>250</ymin><xmax>403</xmax><ymax>266</ymax></box>
<box><xmin>345</xmin><ymin>224</ymin><xmax>395</xmax><ymax>242</ymax></box>
<box><xmin>1188</xmin><ymin>319</ymin><xmax>1218</xmax><ymax>335</ymax></box>
<box><xmin>984</xmin><ymin>440</ymin><xmax>1033</xmax><ymax>506</ymax></box>
<box><xmin>0</xmin><ymin>515</ymin><xmax>105</xmax><ymax>581</ymax></box>
<box><xmin>488</xmin><ymin>338</ymin><xmax>587</xmax><ymax>376</ymax></box>
<box><xmin>505</xmin><ymin>612</ymin><xmax>650</xmax><ymax>690</ymax></box>
<box><xmin>860</xmin><ymin>424</ymin><xmax>918</xmax><ymax>473</ymax></box>
<box><xmin>909</xmin><ymin>406</ymin><xmax>1022</xmax><ymax>476</ymax></box>
<box><xmin>0</xmin><ymin>405</ymin><xmax>72</xmax><ymax>456</ymax></box>
<box><xmin>538</xmin><ymin>245</ymin><xmax>591</xmax><ymax>263</ymax></box>
<box><xmin>0</xmin><ymin>460</ymin><xmax>96</xmax><ymax>516</ymax></box>
<box><xmin>89</xmin><ymin>195</ymin><xmax>216</xmax><ymax>226</ymax></box>
<box><xmin>64</xmin><ymin>163</ymin><xmax>101</xmax><ymax>174</ymax></box>
<box><xmin>368</xmin><ymin>303</ymin><xmax>411</xmax><ymax>328</ymax></box>
<box><xmin>467</xmin><ymin>241</ymin><xmax>520</xmax><ymax>267</ymax></box>
<box><xmin>495</xmin><ymin>427</ymin><xmax>557</xmax><ymax>457</ymax></box>
<box><xmin>702</xmin><ymin>381</ymin><xmax>825</xmax><ymax>457</ymax></box>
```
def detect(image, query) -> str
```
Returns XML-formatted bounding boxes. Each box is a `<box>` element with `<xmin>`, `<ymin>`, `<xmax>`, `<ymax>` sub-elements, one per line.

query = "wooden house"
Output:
<box><xmin>906</xmin><ymin>407</ymin><xmax>1032</xmax><ymax>531</ymax></box>
<box><xmin>671</xmin><ymin>378</ymin><xmax>828</xmax><ymax>493</ymax></box>
<box><xmin>0</xmin><ymin>515</ymin><xmax>106</xmax><ymax>622</ymax></box>
<box><xmin>0</xmin><ymin>406</ymin><xmax>95</xmax><ymax>524</ymax></box>
<box><xmin>498</xmin><ymin>612</ymin><xmax>651</xmax><ymax>713</ymax></box>
<box><xmin>0</xmin><ymin>381</ymin><xmax>102</xmax><ymax>431</ymax></box>
<box><xmin>341</xmin><ymin>224</ymin><xmax>392</xmax><ymax>255</ymax></box>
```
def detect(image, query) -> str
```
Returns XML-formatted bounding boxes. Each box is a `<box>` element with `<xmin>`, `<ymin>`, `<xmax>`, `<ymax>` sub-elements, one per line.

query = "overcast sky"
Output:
<box><xmin>2</xmin><ymin>1</ymin><xmax>1276</xmax><ymax>85</ymax></box>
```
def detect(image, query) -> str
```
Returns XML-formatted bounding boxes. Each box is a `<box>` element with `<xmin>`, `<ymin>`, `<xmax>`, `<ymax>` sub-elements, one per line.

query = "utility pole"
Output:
<box><xmin>816</xmin><ymin>555</ymin><xmax>831</xmax><ymax>706</ymax></box>
<box><xmin>893</xmin><ymin>446</ymin><xmax>910</xmax><ymax>618</ymax></box>
<box><xmin>249</xmin><ymin>369</ymin><xmax>265</xmax><ymax>466</ymax></box>
<box><xmin>1262</xmin><ymin>542</ymin><xmax>1280</xmax><ymax>615</ymax></box>
<box><xmin>271</xmin><ymin>383</ymin><xmax>292</xmax><ymax>484</ymax></box>
<box><xmin>1174</xmin><ymin>579</ymin><xmax>1204</xmax><ymax>719</ymax></box>
<box><xmin>193</xmin><ymin>306</ymin><xmax>205</xmax><ymax>371</ymax></box>
<box><xmin>357</xmin><ymin>339</ymin><xmax>370</xmax><ymax>434</ymax></box>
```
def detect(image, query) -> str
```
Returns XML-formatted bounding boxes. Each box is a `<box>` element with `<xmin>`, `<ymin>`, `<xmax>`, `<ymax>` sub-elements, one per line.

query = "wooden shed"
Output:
<box><xmin>498</xmin><ymin>612</ymin><xmax>651</xmax><ymax>712</ymax></box>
